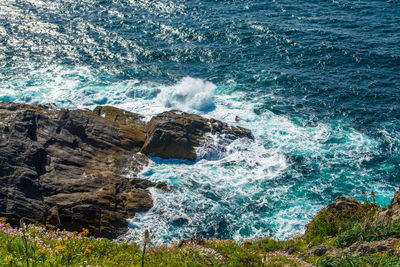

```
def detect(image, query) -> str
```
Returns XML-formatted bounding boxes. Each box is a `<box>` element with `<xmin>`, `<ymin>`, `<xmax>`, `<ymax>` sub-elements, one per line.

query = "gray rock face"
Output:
<box><xmin>344</xmin><ymin>239</ymin><xmax>398</xmax><ymax>256</ymax></box>
<box><xmin>365</xmin><ymin>187</ymin><xmax>400</xmax><ymax>227</ymax></box>
<box><xmin>141</xmin><ymin>111</ymin><xmax>253</xmax><ymax>161</ymax></box>
<box><xmin>0</xmin><ymin>102</ymin><xmax>153</xmax><ymax>238</ymax></box>
<box><xmin>0</xmin><ymin>102</ymin><xmax>254</xmax><ymax>238</ymax></box>
<box><xmin>309</xmin><ymin>245</ymin><xmax>330</xmax><ymax>256</ymax></box>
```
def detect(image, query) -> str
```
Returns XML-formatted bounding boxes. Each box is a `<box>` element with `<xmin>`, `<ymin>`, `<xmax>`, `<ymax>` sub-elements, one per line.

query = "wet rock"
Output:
<box><xmin>155</xmin><ymin>181</ymin><xmax>169</xmax><ymax>191</ymax></box>
<box><xmin>0</xmin><ymin>101</ymin><xmax>253</xmax><ymax>238</ymax></box>
<box><xmin>0</xmin><ymin>101</ymin><xmax>153</xmax><ymax>238</ymax></box>
<box><xmin>141</xmin><ymin>110</ymin><xmax>253</xmax><ymax>161</ymax></box>
<box><xmin>129</xmin><ymin>179</ymin><xmax>169</xmax><ymax>191</ymax></box>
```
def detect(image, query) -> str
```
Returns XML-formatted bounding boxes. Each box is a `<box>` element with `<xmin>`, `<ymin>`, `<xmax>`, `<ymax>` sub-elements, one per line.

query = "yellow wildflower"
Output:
<box><xmin>56</xmin><ymin>245</ymin><xmax>65</xmax><ymax>253</ymax></box>
<box><xmin>35</xmin><ymin>248</ymin><xmax>46</xmax><ymax>256</ymax></box>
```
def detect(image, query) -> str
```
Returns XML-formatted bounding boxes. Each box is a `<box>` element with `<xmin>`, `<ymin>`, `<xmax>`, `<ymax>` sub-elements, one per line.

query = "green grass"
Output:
<box><xmin>0</xmin><ymin>219</ymin><xmax>144</xmax><ymax>266</ymax></box>
<box><xmin>304</xmin><ymin>197</ymin><xmax>378</xmax><ymax>246</ymax></box>
<box><xmin>336</xmin><ymin>222</ymin><xmax>400</xmax><ymax>248</ymax></box>
<box><xmin>0</xmin><ymin>195</ymin><xmax>399</xmax><ymax>267</ymax></box>
<box><xmin>0</xmin><ymin>218</ymin><xmax>311</xmax><ymax>266</ymax></box>
<box><xmin>0</xmin><ymin>218</ymin><xmax>263</xmax><ymax>266</ymax></box>
<box><xmin>263</xmin><ymin>255</ymin><xmax>304</xmax><ymax>267</ymax></box>
<box><xmin>309</xmin><ymin>254</ymin><xmax>400</xmax><ymax>267</ymax></box>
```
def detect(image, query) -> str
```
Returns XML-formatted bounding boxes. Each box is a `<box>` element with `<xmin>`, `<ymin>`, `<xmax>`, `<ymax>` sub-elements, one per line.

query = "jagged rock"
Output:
<box><xmin>130</xmin><ymin>178</ymin><xmax>169</xmax><ymax>191</ymax></box>
<box><xmin>92</xmin><ymin>106</ymin><xmax>147</xmax><ymax>150</ymax></box>
<box><xmin>309</xmin><ymin>245</ymin><xmax>330</xmax><ymax>256</ymax></box>
<box><xmin>389</xmin><ymin>188</ymin><xmax>400</xmax><ymax>214</ymax></box>
<box><xmin>344</xmin><ymin>239</ymin><xmax>398</xmax><ymax>256</ymax></box>
<box><xmin>365</xmin><ymin>187</ymin><xmax>400</xmax><ymax>227</ymax></box>
<box><xmin>0</xmin><ymin>101</ymin><xmax>153</xmax><ymax>238</ymax></box>
<box><xmin>141</xmin><ymin>110</ymin><xmax>253</xmax><ymax>161</ymax></box>
<box><xmin>0</xmin><ymin>101</ymin><xmax>254</xmax><ymax>238</ymax></box>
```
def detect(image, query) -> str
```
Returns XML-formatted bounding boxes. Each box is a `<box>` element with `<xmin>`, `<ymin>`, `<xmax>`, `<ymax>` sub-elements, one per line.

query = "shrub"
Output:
<box><xmin>316</xmin><ymin>254</ymin><xmax>400</xmax><ymax>267</ymax></box>
<box><xmin>304</xmin><ymin>197</ymin><xmax>376</xmax><ymax>245</ymax></box>
<box><xmin>336</xmin><ymin>222</ymin><xmax>400</xmax><ymax>248</ymax></box>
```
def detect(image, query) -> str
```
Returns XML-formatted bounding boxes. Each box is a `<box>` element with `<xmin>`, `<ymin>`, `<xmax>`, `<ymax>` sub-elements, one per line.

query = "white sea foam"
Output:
<box><xmin>1</xmin><ymin>65</ymin><xmax>397</xmax><ymax>244</ymax></box>
<box><xmin>159</xmin><ymin>76</ymin><xmax>216</xmax><ymax>112</ymax></box>
<box><xmin>122</xmin><ymin>76</ymin><xmax>396</xmax><ymax>244</ymax></box>
<box><xmin>0</xmin><ymin>66</ymin><xmax>217</xmax><ymax>120</ymax></box>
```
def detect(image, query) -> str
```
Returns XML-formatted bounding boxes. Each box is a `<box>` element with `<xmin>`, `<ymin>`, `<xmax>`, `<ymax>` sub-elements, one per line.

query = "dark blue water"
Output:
<box><xmin>1</xmin><ymin>0</ymin><xmax>399</xmax><ymax>244</ymax></box>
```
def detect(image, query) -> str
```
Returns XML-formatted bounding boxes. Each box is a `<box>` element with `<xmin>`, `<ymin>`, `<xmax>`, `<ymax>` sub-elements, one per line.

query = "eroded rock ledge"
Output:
<box><xmin>142</xmin><ymin>110</ymin><xmax>253</xmax><ymax>161</ymax></box>
<box><xmin>0</xmin><ymin>101</ymin><xmax>253</xmax><ymax>238</ymax></box>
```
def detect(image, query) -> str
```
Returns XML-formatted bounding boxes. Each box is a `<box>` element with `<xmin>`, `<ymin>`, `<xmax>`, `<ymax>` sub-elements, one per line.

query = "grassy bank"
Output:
<box><xmin>1</xmin><ymin>195</ymin><xmax>400</xmax><ymax>266</ymax></box>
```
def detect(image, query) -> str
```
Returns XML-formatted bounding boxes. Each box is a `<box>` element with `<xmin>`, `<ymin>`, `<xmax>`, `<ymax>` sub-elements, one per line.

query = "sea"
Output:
<box><xmin>0</xmin><ymin>0</ymin><xmax>399</xmax><ymax>245</ymax></box>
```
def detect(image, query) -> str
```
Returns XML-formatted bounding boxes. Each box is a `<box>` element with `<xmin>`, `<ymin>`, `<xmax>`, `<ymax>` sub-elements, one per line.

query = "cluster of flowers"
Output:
<box><xmin>0</xmin><ymin>217</ymin><xmax>103</xmax><ymax>258</ymax></box>
<box><xmin>1</xmin><ymin>217</ymin><xmax>102</xmax><ymax>239</ymax></box>
<box><xmin>262</xmin><ymin>251</ymin><xmax>314</xmax><ymax>267</ymax></box>
<box><xmin>185</xmin><ymin>241</ymin><xmax>224</xmax><ymax>261</ymax></box>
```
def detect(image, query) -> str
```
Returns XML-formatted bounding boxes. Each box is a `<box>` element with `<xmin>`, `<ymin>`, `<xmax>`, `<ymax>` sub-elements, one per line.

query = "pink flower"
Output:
<box><xmin>185</xmin><ymin>242</ymin><xmax>224</xmax><ymax>261</ymax></box>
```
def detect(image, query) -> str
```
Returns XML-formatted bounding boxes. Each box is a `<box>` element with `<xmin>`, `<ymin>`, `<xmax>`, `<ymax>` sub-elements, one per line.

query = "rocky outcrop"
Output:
<box><xmin>93</xmin><ymin>106</ymin><xmax>147</xmax><ymax>150</ymax></box>
<box><xmin>141</xmin><ymin>111</ymin><xmax>253</xmax><ymax>161</ymax></box>
<box><xmin>0</xmin><ymin>102</ymin><xmax>155</xmax><ymax>238</ymax></box>
<box><xmin>344</xmin><ymin>239</ymin><xmax>398</xmax><ymax>256</ymax></box>
<box><xmin>307</xmin><ymin>245</ymin><xmax>331</xmax><ymax>257</ymax></box>
<box><xmin>305</xmin><ymin>196</ymin><xmax>365</xmax><ymax>237</ymax></box>
<box><xmin>324</xmin><ymin>196</ymin><xmax>363</xmax><ymax>218</ymax></box>
<box><xmin>0</xmin><ymin>101</ymin><xmax>253</xmax><ymax>237</ymax></box>
<box><xmin>365</xmin><ymin>187</ymin><xmax>400</xmax><ymax>227</ymax></box>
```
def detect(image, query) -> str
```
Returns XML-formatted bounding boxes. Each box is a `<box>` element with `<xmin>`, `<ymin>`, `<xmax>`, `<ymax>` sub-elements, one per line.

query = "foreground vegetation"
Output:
<box><xmin>1</xmin><ymin>194</ymin><xmax>400</xmax><ymax>266</ymax></box>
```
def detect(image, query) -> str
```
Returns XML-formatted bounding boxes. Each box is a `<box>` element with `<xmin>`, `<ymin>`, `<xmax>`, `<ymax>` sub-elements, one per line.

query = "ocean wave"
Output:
<box><xmin>0</xmin><ymin>64</ymin><xmax>398</xmax><ymax>245</ymax></box>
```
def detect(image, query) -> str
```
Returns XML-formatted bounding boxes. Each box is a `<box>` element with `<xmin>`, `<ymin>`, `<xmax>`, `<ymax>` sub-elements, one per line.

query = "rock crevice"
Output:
<box><xmin>0</xmin><ymin>101</ymin><xmax>253</xmax><ymax>237</ymax></box>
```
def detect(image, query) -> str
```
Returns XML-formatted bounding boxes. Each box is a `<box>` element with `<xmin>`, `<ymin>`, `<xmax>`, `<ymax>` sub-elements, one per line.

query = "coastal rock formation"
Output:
<box><xmin>0</xmin><ymin>101</ymin><xmax>253</xmax><ymax>237</ymax></box>
<box><xmin>323</xmin><ymin>196</ymin><xmax>362</xmax><ymax>218</ymax></box>
<box><xmin>141</xmin><ymin>110</ymin><xmax>253</xmax><ymax>161</ymax></box>
<box><xmin>365</xmin><ymin>187</ymin><xmax>400</xmax><ymax>227</ymax></box>
<box><xmin>308</xmin><ymin>245</ymin><xmax>331</xmax><ymax>257</ymax></box>
<box><xmin>305</xmin><ymin>196</ymin><xmax>364</xmax><ymax>235</ymax></box>
<box><xmin>0</xmin><ymin>102</ymin><xmax>154</xmax><ymax>238</ymax></box>
<box><xmin>344</xmin><ymin>239</ymin><xmax>398</xmax><ymax>256</ymax></box>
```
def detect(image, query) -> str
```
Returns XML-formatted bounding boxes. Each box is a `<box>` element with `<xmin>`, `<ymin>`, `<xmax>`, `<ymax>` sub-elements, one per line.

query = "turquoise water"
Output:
<box><xmin>0</xmin><ymin>0</ymin><xmax>399</xmax><ymax>245</ymax></box>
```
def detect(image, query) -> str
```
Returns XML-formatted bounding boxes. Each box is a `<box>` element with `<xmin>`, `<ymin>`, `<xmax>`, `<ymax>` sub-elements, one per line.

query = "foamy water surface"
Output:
<box><xmin>0</xmin><ymin>0</ymin><xmax>399</xmax><ymax>245</ymax></box>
